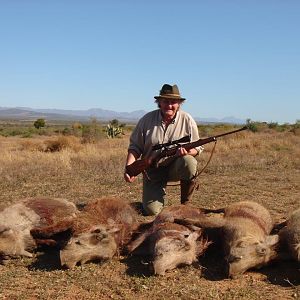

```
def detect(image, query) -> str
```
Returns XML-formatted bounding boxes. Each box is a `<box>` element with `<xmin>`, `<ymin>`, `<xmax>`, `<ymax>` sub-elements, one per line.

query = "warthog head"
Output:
<box><xmin>153</xmin><ymin>230</ymin><xmax>202</xmax><ymax>276</ymax></box>
<box><xmin>226</xmin><ymin>234</ymin><xmax>279</xmax><ymax>278</ymax></box>
<box><xmin>60</xmin><ymin>225</ymin><xmax>119</xmax><ymax>269</ymax></box>
<box><xmin>0</xmin><ymin>225</ymin><xmax>35</xmax><ymax>259</ymax></box>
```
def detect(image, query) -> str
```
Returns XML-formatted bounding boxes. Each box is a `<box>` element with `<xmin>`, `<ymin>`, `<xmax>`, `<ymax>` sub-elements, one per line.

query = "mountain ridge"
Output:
<box><xmin>0</xmin><ymin>107</ymin><xmax>246</xmax><ymax>124</ymax></box>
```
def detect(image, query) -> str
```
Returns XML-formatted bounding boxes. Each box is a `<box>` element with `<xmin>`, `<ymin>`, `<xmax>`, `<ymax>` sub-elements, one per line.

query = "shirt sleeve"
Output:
<box><xmin>128</xmin><ymin>118</ymin><xmax>144</xmax><ymax>157</ymax></box>
<box><xmin>189</xmin><ymin>117</ymin><xmax>204</xmax><ymax>155</ymax></box>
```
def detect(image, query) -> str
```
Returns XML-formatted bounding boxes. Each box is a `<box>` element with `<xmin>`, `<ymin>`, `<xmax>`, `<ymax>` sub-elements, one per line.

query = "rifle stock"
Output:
<box><xmin>125</xmin><ymin>126</ymin><xmax>247</xmax><ymax>177</ymax></box>
<box><xmin>125</xmin><ymin>157</ymin><xmax>153</xmax><ymax>177</ymax></box>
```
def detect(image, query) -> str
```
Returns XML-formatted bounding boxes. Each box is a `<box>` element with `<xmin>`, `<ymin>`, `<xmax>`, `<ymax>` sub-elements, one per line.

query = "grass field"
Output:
<box><xmin>0</xmin><ymin>126</ymin><xmax>299</xmax><ymax>299</ymax></box>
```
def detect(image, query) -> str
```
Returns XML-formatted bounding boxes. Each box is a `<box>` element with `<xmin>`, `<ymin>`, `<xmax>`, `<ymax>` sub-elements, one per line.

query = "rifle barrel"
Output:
<box><xmin>213</xmin><ymin>126</ymin><xmax>248</xmax><ymax>139</ymax></box>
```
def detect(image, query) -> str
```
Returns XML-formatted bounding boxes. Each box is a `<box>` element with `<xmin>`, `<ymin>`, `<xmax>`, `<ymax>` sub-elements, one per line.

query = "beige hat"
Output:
<box><xmin>154</xmin><ymin>84</ymin><xmax>186</xmax><ymax>101</ymax></box>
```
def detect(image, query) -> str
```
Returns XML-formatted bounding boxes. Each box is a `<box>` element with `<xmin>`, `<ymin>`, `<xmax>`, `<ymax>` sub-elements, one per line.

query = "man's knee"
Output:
<box><xmin>177</xmin><ymin>155</ymin><xmax>198</xmax><ymax>179</ymax></box>
<box><xmin>142</xmin><ymin>200</ymin><xmax>163</xmax><ymax>216</ymax></box>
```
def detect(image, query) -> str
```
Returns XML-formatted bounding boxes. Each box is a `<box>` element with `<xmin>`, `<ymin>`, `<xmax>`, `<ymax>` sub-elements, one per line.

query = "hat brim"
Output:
<box><xmin>154</xmin><ymin>95</ymin><xmax>186</xmax><ymax>101</ymax></box>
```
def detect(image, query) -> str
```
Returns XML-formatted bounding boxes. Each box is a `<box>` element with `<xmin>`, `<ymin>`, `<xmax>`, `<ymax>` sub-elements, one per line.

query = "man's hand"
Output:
<box><xmin>176</xmin><ymin>147</ymin><xmax>198</xmax><ymax>157</ymax></box>
<box><xmin>176</xmin><ymin>147</ymin><xmax>188</xmax><ymax>157</ymax></box>
<box><xmin>124</xmin><ymin>171</ymin><xmax>136</xmax><ymax>183</ymax></box>
<box><xmin>124</xmin><ymin>150</ymin><xmax>139</xmax><ymax>182</ymax></box>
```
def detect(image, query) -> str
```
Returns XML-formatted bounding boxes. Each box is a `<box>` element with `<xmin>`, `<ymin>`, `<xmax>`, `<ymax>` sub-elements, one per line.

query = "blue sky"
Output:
<box><xmin>0</xmin><ymin>0</ymin><xmax>299</xmax><ymax>123</ymax></box>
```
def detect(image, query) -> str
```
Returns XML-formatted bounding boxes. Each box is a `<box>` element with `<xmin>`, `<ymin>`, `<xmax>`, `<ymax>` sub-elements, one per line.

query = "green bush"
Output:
<box><xmin>268</xmin><ymin>122</ymin><xmax>278</xmax><ymax>129</ymax></box>
<box><xmin>246</xmin><ymin>119</ymin><xmax>258</xmax><ymax>133</ymax></box>
<box><xmin>34</xmin><ymin>118</ymin><xmax>46</xmax><ymax>129</ymax></box>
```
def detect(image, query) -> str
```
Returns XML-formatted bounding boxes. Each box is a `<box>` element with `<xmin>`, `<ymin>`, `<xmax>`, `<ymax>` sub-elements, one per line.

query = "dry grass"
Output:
<box><xmin>0</xmin><ymin>130</ymin><xmax>299</xmax><ymax>299</ymax></box>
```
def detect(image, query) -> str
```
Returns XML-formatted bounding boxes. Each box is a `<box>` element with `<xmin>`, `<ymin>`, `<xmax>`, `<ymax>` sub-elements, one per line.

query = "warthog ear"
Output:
<box><xmin>266</xmin><ymin>234</ymin><xmax>279</xmax><ymax>246</ymax></box>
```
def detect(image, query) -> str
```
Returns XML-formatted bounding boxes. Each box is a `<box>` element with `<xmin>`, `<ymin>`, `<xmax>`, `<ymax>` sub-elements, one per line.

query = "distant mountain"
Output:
<box><xmin>23</xmin><ymin>107</ymin><xmax>147</xmax><ymax>120</ymax></box>
<box><xmin>0</xmin><ymin>108</ymin><xmax>79</xmax><ymax>121</ymax></box>
<box><xmin>195</xmin><ymin>116</ymin><xmax>246</xmax><ymax>124</ymax></box>
<box><xmin>0</xmin><ymin>106</ymin><xmax>246</xmax><ymax>124</ymax></box>
<box><xmin>0</xmin><ymin>107</ymin><xmax>147</xmax><ymax>122</ymax></box>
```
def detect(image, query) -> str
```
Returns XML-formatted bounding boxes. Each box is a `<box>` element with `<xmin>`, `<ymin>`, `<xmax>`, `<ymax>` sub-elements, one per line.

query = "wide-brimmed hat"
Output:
<box><xmin>154</xmin><ymin>84</ymin><xmax>186</xmax><ymax>101</ymax></box>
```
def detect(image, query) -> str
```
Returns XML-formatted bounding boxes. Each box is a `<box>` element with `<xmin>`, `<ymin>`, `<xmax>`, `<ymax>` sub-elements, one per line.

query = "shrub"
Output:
<box><xmin>22</xmin><ymin>132</ymin><xmax>33</xmax><ymax>138</ymax></box>
<box><xmin>81</xmin><ymin>118</ymin><xmax>105</xmax><ymax>143</ymax></box>
<box><xmin>34</xmin><ymin>118</ymin><xmax>46</xmax><ymax>129</ymax></box>
<box><xmin>268</xmin><ymin>122</ymin><xmax>278</xmax><ymax>129</ymax></box>
<box><xmin>246</xmin><ymin>119</ymin><xmax>258</xmax><ymax>133</ymax></box>
<box><xmin>43</xmin><ymin>136</ymin><xmax>83</xmax><ymax>152</ymax></box>
<box><xmin>291</xmin><ymin>120</ymin><xmax>300</xmax><ymax>135</ymax></box>
<box><xmin>72</xmin><ymin>122</ymin><xmax>83</xmax><ymax>136</ymax></box>
<box><xmin>62</xmin><ymin>127</ymin><xmax>71</xmax><ymax>135</ymax></box>
<box><xmin>20</xmin><ymin>140</ymin><xmax>43</xmax><ymax>151</ymax></box>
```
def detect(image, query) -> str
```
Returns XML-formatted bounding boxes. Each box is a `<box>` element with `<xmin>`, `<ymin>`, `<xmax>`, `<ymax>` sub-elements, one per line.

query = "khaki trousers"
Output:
<box><xmin>142</xmin><ymin>155</ymin><xmax>198</xmax><ymax>216</ymax></box>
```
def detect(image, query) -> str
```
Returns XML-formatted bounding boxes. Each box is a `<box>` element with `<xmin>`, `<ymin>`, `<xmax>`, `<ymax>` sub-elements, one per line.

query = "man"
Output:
<box><xmin>124</xmin><ymin>84</ymin><xmax>202</xmax><ymax>215</ymax></box>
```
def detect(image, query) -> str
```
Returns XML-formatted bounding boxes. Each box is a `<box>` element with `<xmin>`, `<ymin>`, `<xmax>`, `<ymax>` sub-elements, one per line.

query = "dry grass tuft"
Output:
<box><xmin>19</xmin><ymin>136</ymin><xmax>84</xmax><ymax>153</ymax></box>
<box><xmin>43</xmin><ymin>136</ymin><xmax>83</xmax><ymax>152</ymax></box>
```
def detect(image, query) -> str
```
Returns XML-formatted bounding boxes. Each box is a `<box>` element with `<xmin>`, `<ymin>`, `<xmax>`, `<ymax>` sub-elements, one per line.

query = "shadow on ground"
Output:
<box><xmin>122</xmin><ymin>254</ymin><xmax>153</xmax><ymax>277</ymax></box>
<box><xmin>260</xmin><ymin>260</ymin><xmax>300</xmax><ymax>287</ymax></box>
<box><xmin>198</xmin><ymin>250</ymin><xmax>228</xmax><ymax>281</ymax></box>
<box><xmin>29</xmin><ymin>249</ymin><xmax>62</xmax><ymax>271</ymax></box>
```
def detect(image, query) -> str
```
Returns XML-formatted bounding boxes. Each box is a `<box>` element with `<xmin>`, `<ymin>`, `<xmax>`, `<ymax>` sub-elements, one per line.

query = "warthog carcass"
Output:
<box><xmin>0</xmin><ymin>197</ymin><xmax>77</xmax><ymax>261</ymax></box>
<box><xmin>279</xmin><ymin>208</ymin><xmax>300</xmax><ymax>262</ymax></box>
<box><xmin>127</xmin><ymin>205</ymin><xmax>210</xmax><ymax>275</ymax></box>
<box><xmin>31</xmin><ymin>197</ymin><xmax>138</xmax><ymax>269</ymax></box>
<box><xmin>175</xmin><ymin>201</ymin><xmax>279</xmax><ymax>278</ymax></box>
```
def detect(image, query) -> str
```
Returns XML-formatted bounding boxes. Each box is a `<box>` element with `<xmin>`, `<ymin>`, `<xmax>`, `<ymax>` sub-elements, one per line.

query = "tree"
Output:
<box><xmin>34</xmin><ymin>118</ymin><xmax>46</xmax><ymax>129</ymax></box>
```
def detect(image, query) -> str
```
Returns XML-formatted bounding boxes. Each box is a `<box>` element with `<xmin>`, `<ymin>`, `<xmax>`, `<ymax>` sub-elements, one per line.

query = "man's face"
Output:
<box><xmin>159</xmin><ymin>98</ymin><xmax>181</xmax><ymax>120</ymax></box>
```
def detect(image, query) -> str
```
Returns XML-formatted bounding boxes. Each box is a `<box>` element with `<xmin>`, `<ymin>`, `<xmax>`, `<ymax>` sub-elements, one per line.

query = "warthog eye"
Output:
<box><xmin>227</xmin><ymin>255</ymin><xmax>242</xmax><ymax>263</ymax></box>
<box><xmin>236</xmin><ymin>241</ymin><xmax>246</xmax><ymax>248</ymax></box>
<box><xmin>256</xmin><ymin>245</ymin><xmax>267</xmax><ymax>256</ymax></box>
<box><xmin>75</xmin><ymin>240</ymin><xmax>82</xmax><ymax>245</ymax></box>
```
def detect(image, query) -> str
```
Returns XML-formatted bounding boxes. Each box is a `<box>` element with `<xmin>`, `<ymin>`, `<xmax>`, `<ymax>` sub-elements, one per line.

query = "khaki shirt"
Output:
<box><xmin>129</xmin><ymin>109</ymin><xmax>202</xmax><ymax>165</ymax></box>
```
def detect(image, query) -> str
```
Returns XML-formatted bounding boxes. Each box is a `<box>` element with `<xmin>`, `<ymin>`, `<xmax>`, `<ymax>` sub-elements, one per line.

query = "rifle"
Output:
<box><xmin>125</xmin><ymin>126</ymin><xmax>248</xmax><ymax>177</ymax></box>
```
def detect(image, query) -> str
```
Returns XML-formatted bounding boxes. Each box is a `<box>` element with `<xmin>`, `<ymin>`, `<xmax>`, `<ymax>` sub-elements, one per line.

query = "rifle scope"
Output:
<box><xmin>152</xmin><ymin>135</ymin><xmax>191</xmax><ymax>151</ymax></box>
